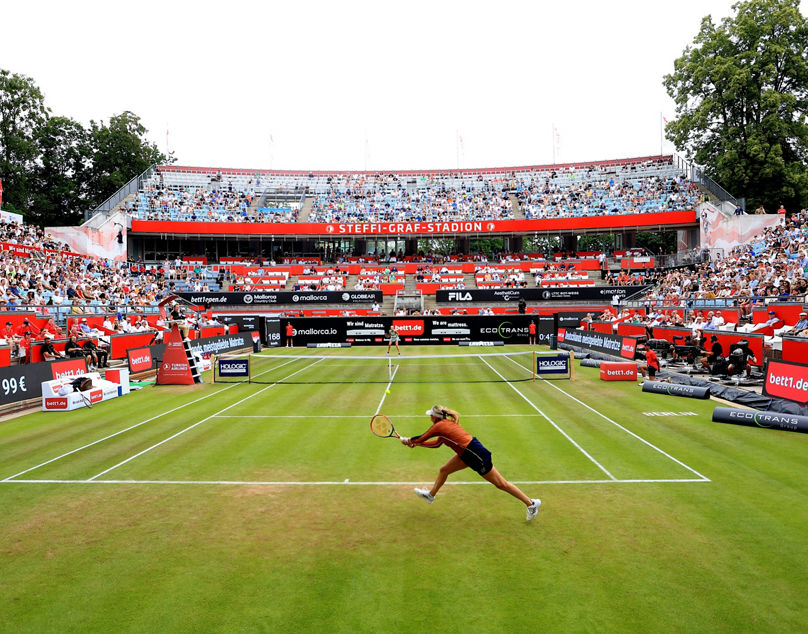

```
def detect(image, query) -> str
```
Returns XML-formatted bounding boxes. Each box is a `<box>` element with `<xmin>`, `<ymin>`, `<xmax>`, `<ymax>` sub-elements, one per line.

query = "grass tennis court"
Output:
<box><xmin>1</xmin><ymin>346</ymin><xmax>807</xmax><ymax>632</ymax></box>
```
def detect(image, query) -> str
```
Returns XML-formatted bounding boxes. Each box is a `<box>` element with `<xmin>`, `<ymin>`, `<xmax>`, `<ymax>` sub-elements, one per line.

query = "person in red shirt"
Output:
<box><xmin>18</xmin><ymin>331</ymin><xmax>34</xmax><ymax>364</ymax></box>
<box><xmin>2</xmin><ymin>321</ymin><xmax>16</xmax><ymax>342</ymax></box>
<box><xmin>15</xmin><ymin>318</ymin><xmax>40</xmax><ymax>338</ymax></box>
<box><xmin>777</xmin><ymin>204</ymin><xmax>787</xmax><ymax>215</ymax></box>
<box><xmin>638</xmin><ymin>345</ymin><xmax>660</xmax><ymax>380</ymax></box>
<box><xmin>285</xmin><ymin>322</ymin><xmax>294</xmax><ymax>348</ymax></box>
<box><xmin>400</xmin><ymin>405</ymin><xmax>542</xmax><ymax>521</ymax></box>
<box><xmin>528</xmin><ymin>320</ymin><xmax>537</xmax><ymax>345</ymax></box>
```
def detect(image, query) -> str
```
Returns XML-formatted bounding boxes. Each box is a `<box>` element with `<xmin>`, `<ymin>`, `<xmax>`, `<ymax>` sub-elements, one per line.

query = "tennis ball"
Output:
<box><xmin>385</xmin><ymin>389</ymin><xmax>391</xmax><ymax>394</ymax></box>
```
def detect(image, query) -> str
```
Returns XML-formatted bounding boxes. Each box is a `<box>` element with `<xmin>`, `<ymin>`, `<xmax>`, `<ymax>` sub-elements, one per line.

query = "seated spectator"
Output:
<box><xmin>41</xmin><ymin>334</ymin><xmax>64</xmax><ymax>361</ymax></box>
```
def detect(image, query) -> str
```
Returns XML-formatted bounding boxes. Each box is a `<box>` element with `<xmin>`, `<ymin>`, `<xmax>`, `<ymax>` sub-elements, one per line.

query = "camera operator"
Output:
<box><xmin>700</xmin><ymin>334</ymin><xmax>723</xmax><ymax>372</ymax></box>
<box><xmin>726</xmin><ymin>340</ymin><xmax>757</xmax><ymax>378</ymax></box>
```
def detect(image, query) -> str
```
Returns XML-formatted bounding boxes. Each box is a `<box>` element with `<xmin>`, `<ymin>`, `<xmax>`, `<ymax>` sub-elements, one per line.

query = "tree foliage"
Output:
<box><xmin>0</xmin><ymin>70</ymin><xmax>170</xmax><ymax>224</ymax></box>
<box><xmin>664</xmin><ymin>0</ymin><xmax>808</xmax><ymax>213</ymax></box>
<box><xmin>0</xmin><ymin>70</ymin><xmax>49</xmax><ymax>214</ymax></box>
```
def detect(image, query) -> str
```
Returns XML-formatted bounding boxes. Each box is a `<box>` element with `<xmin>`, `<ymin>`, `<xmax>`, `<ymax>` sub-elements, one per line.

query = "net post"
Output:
<box><xmin>532</xmin><ymin>351</ymin><xmax>536</xmax><ymax>382</ymax></box>
<box><xmin>211</xmin><ymin>354</ymin><xmax>216</xmax><ymax>383</ymax></box>
<box><xmin>248</xmin><ymin>353</ymin><xmax>252</xmax><ymax>384</ymax></box>
<box><xmin>570</xmin><ymin>350</ymin><xmax>575</xmax><ymax>381</ymax></box>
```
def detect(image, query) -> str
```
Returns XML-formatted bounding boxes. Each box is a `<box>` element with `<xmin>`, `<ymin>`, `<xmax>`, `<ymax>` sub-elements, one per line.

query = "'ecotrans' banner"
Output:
<box><xmin>712</xmin><ymin>406</ymin><xmax>808</xmax><ymax>434</ymax></box>
<box><xmin>557</xmin><ymin>328</ymin><xmax>641</xmax><ymax>359</ymax></box>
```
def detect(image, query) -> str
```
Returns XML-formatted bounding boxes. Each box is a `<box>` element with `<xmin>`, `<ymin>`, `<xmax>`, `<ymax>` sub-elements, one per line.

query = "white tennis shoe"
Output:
<box><xmin>526</xmin><ymin>498</ymin><xmax>542</xmax><ymax>521</ymax></box>
<box><xmin>414</xmin><ymin>488</ymin><xmax>435</xmax><ymax>504</ymax></box>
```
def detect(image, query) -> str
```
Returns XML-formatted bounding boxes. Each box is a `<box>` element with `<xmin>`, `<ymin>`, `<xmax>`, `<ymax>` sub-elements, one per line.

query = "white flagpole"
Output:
<box><xmin>552</xmin><ymin>124</ymin><xmax>556</xmax><ymax>165</ymax></box>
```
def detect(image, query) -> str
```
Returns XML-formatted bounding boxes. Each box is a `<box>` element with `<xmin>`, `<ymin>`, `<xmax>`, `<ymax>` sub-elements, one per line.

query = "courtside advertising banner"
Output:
<box><xmin>177</xmin><ymin>291</ymin><xmax>382</xmax><ymax>306</ymax></box>
<box><xmin>282</xmin><ymin>315</ymin><xmax>554</xmax><ymax>346</ymax></box>
<box><xmin>0</xmin><ymin>363</ymin><xmax>54</xmax><ymax>405</ymax></box>
<box><xmin>536</xmin><ymin>354</ymin><xmax>570</xmax><ymax>377</ymax></box>
<box><xmin>127</xmin><ymin>347</ymin><xmax>154</xmax><ymax>373</ymax></box>
<box><xmin>712</xmin><ymin>407</ymin><xmax>808</xmax><ymax>434</ymax></box>
<box><xmin>217</xmin><ymin>358</ymin><xmax>249</xmax><ymax>378</ymax></box>
<box><xmin>762</xmin><ymin>359</ymin><xmax>808</xmax><ymax>406</ymax></box>
<box><xmin>436</xmin><ymin>286</ymin><xmax>650</xmax><ymax>303</ymax></box>
<box><xmin>557</xmin><ymin>328</ymin><xmax>641</xmax><ymax>359</ymax></box>
<box><xmin>50</xmin><ymin>358</ymin><xmax>89</xmax><ymax>380</ymax></box>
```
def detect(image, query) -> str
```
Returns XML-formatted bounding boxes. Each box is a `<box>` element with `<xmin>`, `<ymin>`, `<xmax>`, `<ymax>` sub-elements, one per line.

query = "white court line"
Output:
<box><xmin>1</xmin><ymin>478</ymin><xmax>710</xmax><ymax>486</ymax></box>
<box><xmin>374</xmin><ymin>365</ymin><xmax>399</xmax><ymax>416</ymax></box>
<box><xmin>505</xmin><ymin>356</ymin><xmax>711</xmax><ymax>482</ymax></box>
<box><xmin>478</xmin><ymin>356</ymin><xmax>617</xmax><ymax>481</ymax></box>
<box><xmin>85</xmin><ymin>359</ymin><xmax>326</xmax><ymax>481</ymax></box>
<box><xmin>1</xmin><ymin>357</ymin><xmax>303</xmax><ymax>482</ymax></box>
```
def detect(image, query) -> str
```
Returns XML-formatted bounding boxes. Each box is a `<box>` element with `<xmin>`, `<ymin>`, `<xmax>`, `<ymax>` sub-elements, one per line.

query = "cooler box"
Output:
<box><xmin>600</xmin><ymin>362</ymin><xmax>637</xmax><ymax>381</ymax></box>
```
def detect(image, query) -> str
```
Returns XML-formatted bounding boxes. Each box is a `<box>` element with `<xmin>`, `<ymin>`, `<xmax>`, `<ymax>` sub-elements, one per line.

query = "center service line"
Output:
<box><xmin>505</xmin><ymin>355</ymin><xmax>711</xmax><ymax>482</ymax></box>
<box><xmin>374</xmin><ymin>365</ymin><xmax>400</xmax><ymax>416</ymax></box>
<box><xmin>478</xmin><ymin>356</ymin><xmax>617</xmax><ymax>481</ymax></box>
<box><xmin>86</xmin><ymin>359</ymin><xmax>326</xmax><ymax>481</ymax></box>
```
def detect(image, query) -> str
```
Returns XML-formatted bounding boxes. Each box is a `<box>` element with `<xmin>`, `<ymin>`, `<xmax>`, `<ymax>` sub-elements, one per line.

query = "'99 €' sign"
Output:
<box><xmin>2</xmin><ymin>376</ymin><xmax>27</xmax><ymax>395</ymax></box>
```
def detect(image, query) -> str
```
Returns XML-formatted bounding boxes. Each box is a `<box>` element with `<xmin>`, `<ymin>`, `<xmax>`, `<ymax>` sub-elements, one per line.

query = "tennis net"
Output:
<box><xmin>212</xmin><ymin>350</ymin><xmax>539</xmax><ymax>385</ymax></box>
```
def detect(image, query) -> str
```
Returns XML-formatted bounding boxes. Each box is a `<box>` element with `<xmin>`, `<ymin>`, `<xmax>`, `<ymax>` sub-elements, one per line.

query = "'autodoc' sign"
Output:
<box><xmin>177</xmin><ymin>291</ymin><xmax>382</xmax><ymax>305</ymax></box>
<box><xmin>435</xmin><ymin>286</ymin><xmax>649</xmax><ymax>303</ymax></box>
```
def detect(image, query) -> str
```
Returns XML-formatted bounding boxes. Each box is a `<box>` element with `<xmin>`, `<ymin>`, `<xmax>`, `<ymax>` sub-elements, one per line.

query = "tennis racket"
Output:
<box><xmin>370</xmin><ymin>414</ymin><xmax>400</xmax><ymax>439</ymax></box>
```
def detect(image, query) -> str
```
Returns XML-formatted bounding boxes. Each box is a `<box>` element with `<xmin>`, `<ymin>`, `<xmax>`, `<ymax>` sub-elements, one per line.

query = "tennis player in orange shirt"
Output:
<box><xmin>401</xmin><ymin>405</ymin><xmax>541</xmax><ymax>521</ymax></box>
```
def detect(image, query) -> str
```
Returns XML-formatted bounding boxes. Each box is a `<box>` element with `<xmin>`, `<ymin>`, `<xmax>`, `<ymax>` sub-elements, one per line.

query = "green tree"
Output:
<box><xmin>577</xmin><ymin>233</ymin><xmax>616</xmax><ymax>253</ymax></box>
<box><xmin>87</xmin><ymin>111</ymin><xmax>167</xmax><ymax>209</ymax></box>
<box><xmin>664</xmin><ymin>0</ymin><xmax>808</xmax><ymax>213</ymax></box>
<box><xmin>0</xmin><ymin>70</ymin><xmax>49</xmax><ymax>214</ymax></box>
<box><xmin>635</xmin><ymin>231</ymin><xmax>677</xmax><ymax>255</ymax></box>
<box><xmin>31</xmin><ymin>116</ymin><xmax>92</xmax><ymax>225</ymax></box>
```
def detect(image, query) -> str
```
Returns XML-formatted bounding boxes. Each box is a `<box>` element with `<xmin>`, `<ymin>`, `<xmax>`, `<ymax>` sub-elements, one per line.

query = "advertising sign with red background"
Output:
<box><xmin>127</xmin><ymin>347</ymin><xmax>153</xmax><ymax>373</ymax></box>
<box><xmin>131</xmin><ymin>210</ymin><xmax>696</xmax><ymax>237</ymax></box>
<box><xmin>620</xmin><ymin>337</ymin><xmax>637</xmax><ymax>359</ymax></box>
<box><xmin>50</xmin><ymin>358</ymin><xmax>87</xmax><ymax>380</ymax></box>
<box><xmin>156</xmin><ymin>326</ymin><xmax>194</xmax><ymax>385</ymax></box>
<box><xmin>392</xmin><ymin>320</ymin><xmax>425</xmax><ymax>336</ymax></box>
<box><xmin>763</xmin><ymin>359</ymin><xmax>808</xmax><ymax>406</ymax></box>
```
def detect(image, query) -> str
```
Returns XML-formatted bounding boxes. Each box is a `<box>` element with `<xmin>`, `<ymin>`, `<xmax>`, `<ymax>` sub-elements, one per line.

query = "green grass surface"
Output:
<box><xmin>1</xmin><ymin>346</ymin><xmax>807</xmax><ymax>632</ymax></box>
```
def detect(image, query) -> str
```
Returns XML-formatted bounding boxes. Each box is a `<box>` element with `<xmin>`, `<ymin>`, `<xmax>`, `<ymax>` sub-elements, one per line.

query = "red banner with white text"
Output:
<box><xmin>131</xmin><ymin>210</ymin><xmax>697</xmax><ymax>237</ymax></box>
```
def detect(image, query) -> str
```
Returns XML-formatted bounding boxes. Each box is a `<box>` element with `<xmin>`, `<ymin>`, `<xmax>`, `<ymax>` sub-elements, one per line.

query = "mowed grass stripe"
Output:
<box><xmin>7</xmin><ymin>358</ymin><xmax>316</xmax><ymax>482</ymax></box>
<box><xmin>501</xmin><ymin>356</ymin><xmax>712</xmax><ymax>480</ymax></box>
<box><xmin>0</xmin><ymin>356</ymin><xmax>308</xmax><ymax>481</ymax></box>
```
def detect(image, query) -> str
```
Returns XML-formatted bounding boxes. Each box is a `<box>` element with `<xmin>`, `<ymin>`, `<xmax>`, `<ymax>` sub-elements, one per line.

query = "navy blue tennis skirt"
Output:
<box><xmin>460</xmin><ymin>437</ymin><xmax>494</xmax><ymax>475</ymax></box>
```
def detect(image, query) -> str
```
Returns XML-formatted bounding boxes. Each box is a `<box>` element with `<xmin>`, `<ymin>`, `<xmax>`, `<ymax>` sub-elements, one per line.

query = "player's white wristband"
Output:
<box><xmin>400</xmin><ymin>437</ymin><xmax>410</xmax><ymax>443</ymax></box>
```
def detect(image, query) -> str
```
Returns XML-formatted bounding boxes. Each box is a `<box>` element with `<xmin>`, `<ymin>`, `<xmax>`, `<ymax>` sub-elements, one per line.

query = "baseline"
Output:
<box><xmin>1</xmin><ymin>478</ymin><xmax>709</xmax><ymax>486</ymax></box>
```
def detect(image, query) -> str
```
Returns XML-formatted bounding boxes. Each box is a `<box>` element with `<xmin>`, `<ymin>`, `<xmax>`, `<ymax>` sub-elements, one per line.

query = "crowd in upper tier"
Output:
<box><xmin>124</xmin><ymin>157</ymin><xmax>698</xmax><ymax>224</ymax></box>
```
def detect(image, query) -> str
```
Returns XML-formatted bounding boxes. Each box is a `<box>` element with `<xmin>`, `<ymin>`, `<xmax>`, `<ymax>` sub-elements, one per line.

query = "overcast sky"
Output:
<box><xmin>3</xmin><ymin>0</ymin><xmax>792</xmax><ymax>172</ymax></box>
